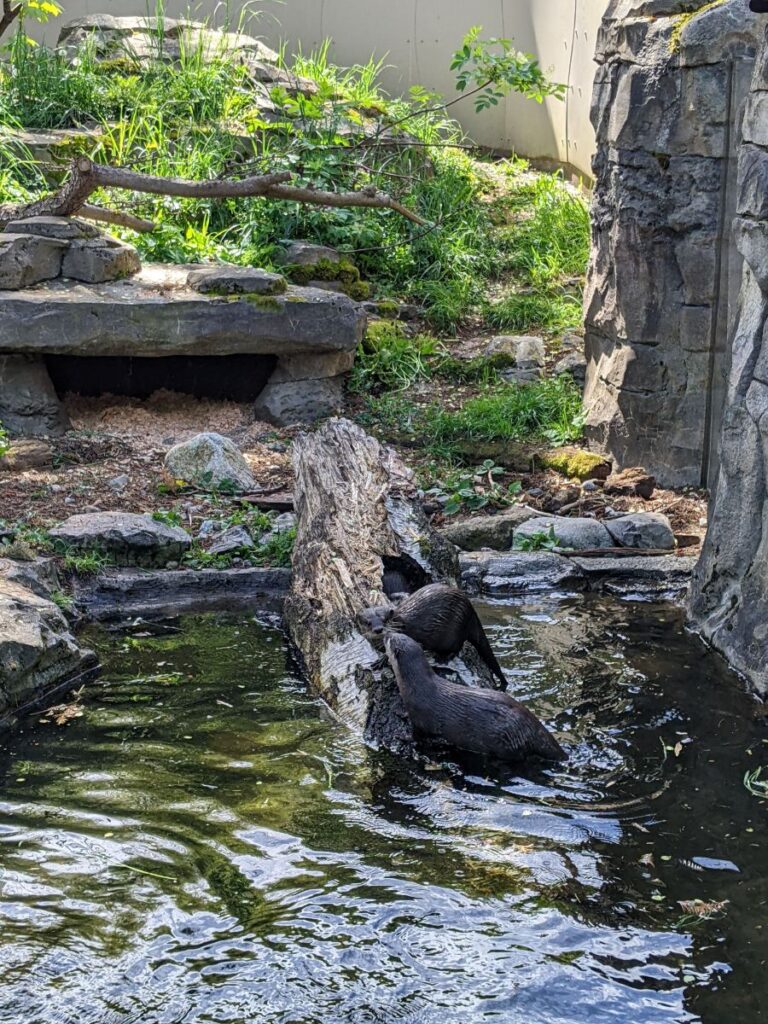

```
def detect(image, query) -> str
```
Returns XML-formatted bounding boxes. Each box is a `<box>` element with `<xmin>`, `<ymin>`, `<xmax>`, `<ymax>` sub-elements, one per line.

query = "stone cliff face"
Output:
<box><xmin>689</xmin><ymin>24</ymin><xmax>768</xmax><ymax>693</ymax></box>
<box><xmin>584</xmin><ymin>0</ymin><xmax>761</xmax><ymax>487</ymax></box>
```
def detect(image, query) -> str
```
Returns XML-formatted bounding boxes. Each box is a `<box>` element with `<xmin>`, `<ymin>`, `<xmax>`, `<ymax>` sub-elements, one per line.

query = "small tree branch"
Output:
<box><xmin>0</xmin><ymin>0</ymin><xmax>21</xmax><ymax>42</ymax></box>
<box><xmin>77</xmin><ymin>203</ymin><xmax>156</xmax><ymax>233</ymax></box>
<box><xmin>0</xmin><ymin>157</ymin><xmax>428</xmax><ymax>230</ymax></box>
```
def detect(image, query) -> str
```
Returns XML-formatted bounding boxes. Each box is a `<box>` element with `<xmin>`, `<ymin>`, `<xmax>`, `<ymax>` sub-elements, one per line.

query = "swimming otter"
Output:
<box><xmin>359</xmin><ymin>583</ymin><xmax>508</xmax><ymax>689</ymax></box>
<box><xmin>385</xmin><ymin>633</ymin><xmax>565</xmax><ymax>762</ymax></box>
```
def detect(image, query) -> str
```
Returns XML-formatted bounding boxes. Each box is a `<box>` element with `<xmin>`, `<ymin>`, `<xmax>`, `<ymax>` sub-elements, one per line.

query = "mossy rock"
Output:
<box><xmin>287</xmin><ymin>257</ymin><xmax>360</xmax><ymax>286</ymax></box>
<box><xmin>540</xmin><ymin>447</ymin><xmax>612</xmax><ymax>481</ymax></box>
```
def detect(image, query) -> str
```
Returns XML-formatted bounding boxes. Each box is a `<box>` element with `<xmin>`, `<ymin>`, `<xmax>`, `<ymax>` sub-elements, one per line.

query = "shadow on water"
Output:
<box><xmin>0</xmin><ymin>596</ymin><xmax>765</xmax><ymax>1023</ymax></box>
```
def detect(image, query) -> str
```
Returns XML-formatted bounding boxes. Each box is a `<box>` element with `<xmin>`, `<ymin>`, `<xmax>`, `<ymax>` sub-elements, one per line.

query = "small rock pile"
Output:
<box><xmin>0</xmin><ymin>217</ymin><xmax>140</xmax><ymax>289</ymax></box>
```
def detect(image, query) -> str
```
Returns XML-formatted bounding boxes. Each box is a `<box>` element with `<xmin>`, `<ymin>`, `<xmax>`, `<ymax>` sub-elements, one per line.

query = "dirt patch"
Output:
<box><xmin>0</xmin><ymin>393</ymin><xmax>294</xmax><ymax>528</ymax></box>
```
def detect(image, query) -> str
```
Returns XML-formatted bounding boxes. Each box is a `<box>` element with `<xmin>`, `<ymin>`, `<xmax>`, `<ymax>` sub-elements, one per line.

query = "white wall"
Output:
<box><xmin>31</xmin><ymin>0</ymin><xmax>605</xmax><ymax>176</ymax></box>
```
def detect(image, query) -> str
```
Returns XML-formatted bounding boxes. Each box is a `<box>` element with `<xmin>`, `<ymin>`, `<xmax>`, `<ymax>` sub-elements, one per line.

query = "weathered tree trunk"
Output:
<box><xmin>284</xmin><ymin>418</ymin><xmax>493</xmax><ymax>754</ymax></box>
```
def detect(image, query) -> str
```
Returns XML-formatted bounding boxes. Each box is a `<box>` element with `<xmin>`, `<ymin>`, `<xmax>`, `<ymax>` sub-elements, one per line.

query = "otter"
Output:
<box><xmin>385</xmin><ymin>633</ymin><xmax>565</xmax><ymax>762</ymax></box>
<box><xmin>360</xmin><ymin>583</ymin><xmax>508</xmax><ymax>689</ymax></box>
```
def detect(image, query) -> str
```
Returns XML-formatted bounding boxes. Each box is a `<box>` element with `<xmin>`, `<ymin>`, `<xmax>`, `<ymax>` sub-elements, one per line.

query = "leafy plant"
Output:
<box><xmin>51</xmin><ymin>589</ymin><xmax>74</xmax><ymax>611</ymax></box>
<box><xmin>350</xmin><ymin>322</ymin><xmax>442</xmax><ymax>394</ymax></box>
<box><xmin>424</xmin><ymin>460</ymin><xmax>523</xmax><ymax>516</ymax></box>
<box><xmin>451</xmin><ymin>26</ymin><xmax>567</xmax><ymax>113</ymax></box>
<box><xmin>0</xmin><ymin>421</ymin><xmax>9</xmax><ymax>459</ymax></box>
<box><xmin>152</xmin><ymin>508</ymin><xmax>183</xmax><ymax>528</ymax></box>
<box><xmin>61</xmin><ymin>549</ymin><xmax>110</xmax><ymax>575</ymax></box>
<box><xmin>514</xmin><ymin>525</ymin><xmax>560</xmax><ymax>551</ymax></box>
<box><xmin>0</xmin><ymin>0</ymin><xmax>62</xmax><ymax>44</ymax></box>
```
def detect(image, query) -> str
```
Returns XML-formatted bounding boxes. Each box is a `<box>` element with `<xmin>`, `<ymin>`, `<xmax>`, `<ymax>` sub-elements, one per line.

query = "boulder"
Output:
<box><xmin>208</xmin><ymin>525</ymin><xmax>254</xmax><ymax>556</ymax></box>
<box><xmin>513</xmin><ymin>516</ymin><xmax>613</xmax><ymax>551</ymax></box>
<box><xmin>50</xmin><ymin>512</ymin><xmax>191</xmax><ymax>568</ymax></box>
<box><xmin>460</xmin><ymin>551</ymin><xmax>586</xmax><ymax>595</ymax></box>
<box><xmin>61</xmin><ymin>236</ymin><xmax>141</xmax><ymax>284</ymax></box>
<box><xmin>0</xmin><ymin>356</ymin><xmax>70</xmax><ymax>437</ymax></box>
<box><xmin>604</xmin><ymin>467</ymin><xmax>656</xmax><ymax>500</ymax></box>
<box><xmin>186</xmin><ymin>266</ymin><xmax>287</xmax><ymax>295</ymax></box>
<box><xmin>3</xmin><ymin>216</ymin><xmax>102</xmax><ymax>240</ymax></box>
<box><xmin>604</xmin><ymin>512</ymin><xmax>676</xmax><ymax>550</ymax></box>
<box><xmin>485</xmin><ymin>334</ymin><xmax>545</xmax><ymax>382</ymax></box>
<box><xmin>164</xmin><ymin>432</ymin><xmax>256</xmax><ymax>492</ymax></box>
<box><xmin>257</xmin><ymin>512</ymin><xmax>297</xmax><ymax>546</ymax></box>
<box><xmin>553</xmin><ymin>350</ymin><xmax>587</xmax><ymax>387</ymax></box>
<box><xmin>0</xmin><ymin>439</ymin><xmax>53</xmax><ymax>472</ymax></box>
<box><xmin>253</xmin><ymin>375</ymin><xmax>344</xmax><ymax>425</ymax></box>
<box><xmin>0</xmin><ymin>574</ymin><xmax>96</xmax><ymax>714</ymax></box>
<box><xmin>276</xmin><ymin>241</ymin><xmax>341</xmax><ymax>267</ymax></box>
<box><xmin>0</xmin><ymin>234</ymin><xmax>67</xmax><ymax>290</ymax></box>
<box><xmin>440</xmin><ymin>507</ymin><xmax>539</xmax><ymax>551</ymax></box>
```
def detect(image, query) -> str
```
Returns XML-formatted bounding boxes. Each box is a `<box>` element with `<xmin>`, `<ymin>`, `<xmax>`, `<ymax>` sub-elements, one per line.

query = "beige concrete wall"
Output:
<box><xmin>31</xmin><ymin>0</ymin><xmax>604</xmax><ymax>176</ymax></box>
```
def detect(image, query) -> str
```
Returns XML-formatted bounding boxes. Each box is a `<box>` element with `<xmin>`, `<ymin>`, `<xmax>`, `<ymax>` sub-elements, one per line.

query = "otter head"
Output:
<box><xmin>358</xmin><ymin>605</ymin><xmax>393</xmax><ymax>637</ymax></box>
<box><xmin>384</xmin><ymin>633</ymin><xmax>432</xmax><ymax>697</ymax></box>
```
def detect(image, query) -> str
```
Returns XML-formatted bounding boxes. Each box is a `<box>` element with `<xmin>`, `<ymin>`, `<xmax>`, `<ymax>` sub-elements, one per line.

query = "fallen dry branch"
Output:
<box><xmin>0</xmin><ymin>157</ymin><xmax>428</xmax><ymax>231</ymax></box>
<box><xmin>284</xmin><ymin>418</ymin><xmax>494</xmax><ymax>755</ymax></box>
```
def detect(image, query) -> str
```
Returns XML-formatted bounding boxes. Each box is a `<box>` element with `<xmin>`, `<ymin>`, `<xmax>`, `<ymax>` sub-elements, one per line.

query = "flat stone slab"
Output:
<box><xmin>73</xmin><ymin>566</ymin><xmax>291</xmax><ymax>621</ymax></box>
<box><xmin>460</xmin><ymin>550</ymin><xmax>695</xmax><ymax>601</ymax></box>
<box><xmin>0</xmin><ymin>264</ymin><xmax>366</xmax><ymax>356</ymax></box>
<box><xmin>50</xmin><ymin>512</ymin><xmax>191</xmax><ymax>568</ymax></box>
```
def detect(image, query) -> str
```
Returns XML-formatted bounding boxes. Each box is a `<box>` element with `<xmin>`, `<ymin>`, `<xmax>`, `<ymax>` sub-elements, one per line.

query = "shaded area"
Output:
<box><xmin>46</xmin><ymin>353</ymin><xmax>277</xmax><ymax>402</ymax></box>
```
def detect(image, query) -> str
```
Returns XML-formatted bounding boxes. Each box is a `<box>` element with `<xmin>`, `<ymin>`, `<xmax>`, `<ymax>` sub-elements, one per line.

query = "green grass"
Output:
<box><xmin>0</xmin><ymin>4</ymin><xmax>589</xmax><ymax>334</ymax></box>
<box><xmin>485</xmin><ymin>290</ymin><xmax>583</xmax><ymax>333</ymax></box>
<box><xmin>423</xmin><ymin>375</ymin><xmax>585</xmax><ymax>450</ymax></box>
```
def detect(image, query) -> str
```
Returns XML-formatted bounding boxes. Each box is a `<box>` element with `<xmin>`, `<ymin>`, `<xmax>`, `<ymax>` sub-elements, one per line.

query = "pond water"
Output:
<box><xmin>0</xmin><ymin>596</ymin><xmax>766</xmax><ymax>1024</ymax></box>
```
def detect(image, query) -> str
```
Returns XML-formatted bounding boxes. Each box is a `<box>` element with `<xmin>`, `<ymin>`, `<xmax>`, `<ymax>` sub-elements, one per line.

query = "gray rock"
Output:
<box><xmin>573</xmin><ymin>554</ymin><xmax>695</xmax><ymax>601</ymax></box>
<box><xmin>253</xmin><ymin>375</ymin><xmax>345</xmax><ymax>425</ymax></box>
<box><xmin>258</xmin><ymin>512</ymin><xmax>296</xmax><ymax>547</ymax></box>
<box><xmin>61</xmin><ymin>237</ymin><xmax>141</xmax><ymax>283</ymax></box>
<box><xmin>513</xmin><ymin>516</ymin><xmax>613</xmax><ymax>551</ymax></box>
<box><xmin>208</xmin><ymin>525</ymin><xmax>254</xmax><ymax>555</ymax></box>
<box><xmin>275</xmin><ymin>241</ymin><xmax>341</xmax><ymax>267</ymax></box>
<box><xmin>0</xmin><ymin>356</ymin><xmax>70</xmax><ymax>437</ymax></box>
<box><xmin>246</xmin><ymin>62</ymin><xmax>318</xmax><ymax>96</ymax></box>
<box><xmin>553</xmin><ymin>350</ymin><xmax>587</xmax><ymax>386</ymax></box>
<box><xmin>186</xmin><ymin>266</ymin><xmax>287</xmax><ymax>295</ymax></box>
<box><xmin>0</xmin><ymin>574</ymin><xmax>96</xmax><ymax>714</ymax></box>
<box><xmin>604</xmin><ymin>512</ymin><xmax>676</xmax><ymax>550</ymax></box>
<box><xmin>107</xmin><ymin>474</ymin><xmax>130</xmax><ymax>492</ymax></box>
<box><xmin>440</xmin><ymin>507</ymin><xmax>540</xmax><ymax>551</ymax></box>
<box><xmin>50</xmin><ymin>512</ymin><xmax>191</xmax><ymax>568</ymax></box>
<box><xmin>486</xmin><ymin>334</ymin><xmax>545</xmax><ymax>382</ymax></box>
<box><xmin>460</xmin><ymin>551</ymin><xmax>586</xmax><ymax>595</ymax></box>
<box><xmin>0</xmin><ymin>233</ymin><xmax>67</xmax><ymax>290</ymax></box>
<box><xmin>164</xmin><ymin>432</ymin><xmax>256</xmax><ymax>492</ymax></box>
<box><xmin>0</xmin><ymin>266</ymin><xmax>365</xmax><ymax>357</ymax></box>
<box><xmin>3</xmin><ymin>216</ymin><xmax>102</xmax><ymax>240</ymax></box>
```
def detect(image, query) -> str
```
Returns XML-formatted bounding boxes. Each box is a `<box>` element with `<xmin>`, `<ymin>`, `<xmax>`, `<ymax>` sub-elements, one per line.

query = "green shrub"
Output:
<box><xmin>350</xmin><ymin>321</ymin><xmax>442</xmax><ymax>394</ymax></box>
<box><xmin>0</xmin><ymin>422</ymin><xmax>9</xmax><ymax>459</ymax></box>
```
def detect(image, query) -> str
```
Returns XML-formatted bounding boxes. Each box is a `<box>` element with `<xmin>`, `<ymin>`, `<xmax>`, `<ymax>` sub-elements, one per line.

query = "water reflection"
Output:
<box><xmin>0</xmin><ymin>597</ymin><xmax>764</xmax><ymax>1023</ymax></box>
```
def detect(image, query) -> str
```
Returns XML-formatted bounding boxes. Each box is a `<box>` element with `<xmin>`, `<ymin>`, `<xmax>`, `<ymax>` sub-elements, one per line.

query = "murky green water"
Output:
<box><xmin>0</xmin><ymin>596</ymin><xmax>766</xmax><ymax>1024</ymax></box>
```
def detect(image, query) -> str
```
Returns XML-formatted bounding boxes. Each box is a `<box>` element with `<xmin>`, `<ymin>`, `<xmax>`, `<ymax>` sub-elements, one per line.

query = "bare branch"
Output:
<box><xmin>0</xmin><ymin>157</ymin><xmax>427</xmax><ymax>230</ymax></box>
<box><xmin>77</xmin><ymin>203</ymin><xmax>156</xmax><ymax>233</ymax></box>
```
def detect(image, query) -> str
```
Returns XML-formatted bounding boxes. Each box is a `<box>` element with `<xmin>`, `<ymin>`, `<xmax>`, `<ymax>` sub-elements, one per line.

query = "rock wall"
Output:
<box><xmin>584</xmin><ymin>0</ymin><xmax>761</xmax><ymax>487</ymax></box>
<box><xmin>689</xmin><ymin>23</ymin><xmax>768</xmax><ymax>694</ymax></box>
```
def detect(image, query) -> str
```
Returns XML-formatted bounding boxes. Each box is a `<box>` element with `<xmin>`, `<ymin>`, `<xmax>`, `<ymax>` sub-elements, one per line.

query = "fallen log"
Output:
<box><xmin>284</xmin><ymin>418</ymin><xmax>495</xmax><ymax>755</ymax></box>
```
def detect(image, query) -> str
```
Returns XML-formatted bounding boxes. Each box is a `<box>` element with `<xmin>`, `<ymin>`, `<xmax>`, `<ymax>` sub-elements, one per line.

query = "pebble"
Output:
<box><xmin>582</xmin><ymin>479</ymin><xmax>600</xmax><ymax>492</ymax></box>
<box><xmin>165</xmin><ymin>561</ymin><xmax>179</xmax><ymax>570</ymax></box>
<box><xmin>108</xmin><ymin>474</ymin><xmax>130</xmax><ymax>491</ymax></box>
<box><xmin>50</xmin><ymin>484</ymin><xmax>64</xmax><ymax>494</ymax></box>
<box><xmin>527</xmin><ymin>487</ymin><xmax>544</xmax><ymax>498</ymax></box>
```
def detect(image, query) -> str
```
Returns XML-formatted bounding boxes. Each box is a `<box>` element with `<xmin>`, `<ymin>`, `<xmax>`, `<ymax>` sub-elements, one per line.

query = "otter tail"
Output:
<box><xmin>468</xmin><ymin>613</ymin><xmax>508</xmax><ymax>691</ymax></box>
